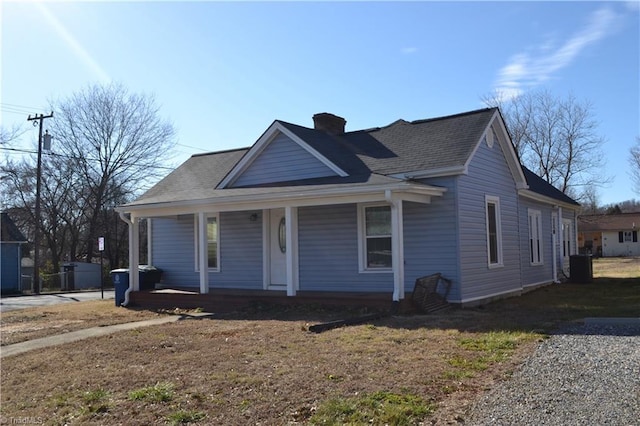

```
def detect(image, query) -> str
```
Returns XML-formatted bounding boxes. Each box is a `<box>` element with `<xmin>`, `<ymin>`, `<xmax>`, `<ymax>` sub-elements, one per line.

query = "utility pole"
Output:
<box><xmin>27</xmin><ymin>112</ymin><xmax>54</xmax><ymax>294</ymax></box>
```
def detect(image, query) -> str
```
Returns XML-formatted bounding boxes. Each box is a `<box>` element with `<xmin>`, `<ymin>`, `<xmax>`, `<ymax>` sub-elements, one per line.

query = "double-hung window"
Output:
<box><xmin>528</xmin><ymin>209</ymin><xmax>543</xmax><ymax>265</ymax></box>
<box><xmin>485</xmin><ymin>196</ymin><xmax>503</xmax><ymax>267</ymax></box>
<box><xmin>359</xmin><ymin>204</ymin><xmax>392</xmax><ymax>271</ymax></box>
<box><xmin>195</xmin><ymin>213</ymin><xmax>219</xmax><ymax>271</ymax></box>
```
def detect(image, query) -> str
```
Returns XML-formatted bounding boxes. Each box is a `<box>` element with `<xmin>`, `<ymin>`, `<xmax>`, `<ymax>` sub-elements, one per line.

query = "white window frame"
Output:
<box><xmin>485</xmin><ymin>195</ymin><xmax>503</xmax><ymax>268</ymax></box>
<box><xmin>528</xmin><ymin>209</ymin><xmax>543</xmax><ymax>265</ymax></box>
<box><xmin>194</xmin><ymin>213</ymin><xmax>220</xmax><ymax>272</ymax></box>
<box><xmin>357</xmin><ymin>203</ymin><xmax>393</xmax><ymax>273</ymax></box>
<box><xmin>623</xmin><ymin>231</ymin><xmax>633</xmax><ymax>242</ymax></box>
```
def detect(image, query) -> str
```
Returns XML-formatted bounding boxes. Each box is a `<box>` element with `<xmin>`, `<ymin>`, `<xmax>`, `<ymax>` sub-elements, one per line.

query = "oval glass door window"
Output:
<box><xmin>278</xmin><ymin>217</ymin><xmax>286</xmax><ymax>253</ymax></box>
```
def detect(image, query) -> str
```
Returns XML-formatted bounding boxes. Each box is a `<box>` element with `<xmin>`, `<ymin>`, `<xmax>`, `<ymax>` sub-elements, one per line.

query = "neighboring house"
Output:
<box><xmin>1</xmin><ymin>212</ymin><xmax>28</xmax><ymax>294</ymax></box>
<box><xmin>578</xmin><ymin>213</ymin><xmax>640</xmax><ymax>257</ymax></box>
<box><xmin>117</xmin><ymin>108</ymin><xmax>580</xmax><ymax>307</ymax></box>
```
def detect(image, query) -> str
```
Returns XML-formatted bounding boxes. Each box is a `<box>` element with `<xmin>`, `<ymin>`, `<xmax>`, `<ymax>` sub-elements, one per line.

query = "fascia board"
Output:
<box><xmin>217</xmin><ymin>121</ymin><xmax>281</xmax><ymax>189</ymax></box>
<box><xmin>391</xmin><ymin>165</ymin><xmax>467</xmax><ymax>179</ymax></box>
<box><xmin>519</xmin><ymin>188</ymin><xmax>580</xmax><ymax>210</ymax></box>
<box><xmin>277</xmin><ymin>125</ymin><xmax>348</xmax><ymax>177</ymax></box>
<box><xmin>491</xmin><ymin>111</ymin><xmax>529</xmax><ymax>189</ymax></box>
<box><xmin>218</xmin><ymin>122</ymin><xmax>348</xmax><ymax>189</ymax></box>
<box><xmin>118</xmin><ymin>182</ymin><xmax>446</xmax><ymax>217</ymax></box>
<box><xmin>465</xmin><ymin>110</ymin><xmax>528</xmax><ymax>190</ymax></box>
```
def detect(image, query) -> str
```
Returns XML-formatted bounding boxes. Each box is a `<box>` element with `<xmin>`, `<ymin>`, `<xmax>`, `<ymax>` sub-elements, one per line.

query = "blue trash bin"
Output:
<box><xmin>110</xmin><ymin>269</ymin><xmax>129</xmax><ymax>306</ymax></box>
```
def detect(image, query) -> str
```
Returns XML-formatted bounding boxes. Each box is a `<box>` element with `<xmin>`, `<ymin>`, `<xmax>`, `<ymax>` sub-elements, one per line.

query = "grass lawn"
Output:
<box><xmin>0</xmin><ymin>258</ymin><xmax>637</xmax><ymax>425</ymax></box>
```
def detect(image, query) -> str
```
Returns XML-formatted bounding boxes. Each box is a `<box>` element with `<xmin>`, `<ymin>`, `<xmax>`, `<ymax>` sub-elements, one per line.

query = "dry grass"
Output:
<box><xmin>0</xmin><ymin>258</ymin><xmax>637</xmax><ymax>425</ymax></box>
<box><xmin>593</xmin><ymin>256</ymin><xmax>640</xmax><ymax>278</ymax></box>
<box><xmin>0</xmin><ymin>301</ymin><xmax>164</xmax><ymax>346</ymax></box>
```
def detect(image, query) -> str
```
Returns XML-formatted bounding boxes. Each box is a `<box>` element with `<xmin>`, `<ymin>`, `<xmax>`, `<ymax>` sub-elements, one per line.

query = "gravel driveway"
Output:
<box><xmin>464</xmin><ymin>320</ymin><xmax>640</xmax><ymax>426</ymax></box>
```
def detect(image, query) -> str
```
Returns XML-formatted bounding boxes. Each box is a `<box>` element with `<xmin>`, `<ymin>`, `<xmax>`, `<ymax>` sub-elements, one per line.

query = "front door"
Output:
<box><xmin>269</xmin><ymin>209</ymin><xmax>287</xmax><ymax>287</ymax></box>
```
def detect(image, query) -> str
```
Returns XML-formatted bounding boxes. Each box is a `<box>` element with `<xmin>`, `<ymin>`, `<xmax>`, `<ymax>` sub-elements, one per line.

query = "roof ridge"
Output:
<box><xmin>408</xmin><ymin>107</ymin><xmax>497</xmax><ymax>125</ymax></box>
<box><xmin>191</xmin><ymin>147</ymin><xmax>249</xmax><ymax>158</ymax></box>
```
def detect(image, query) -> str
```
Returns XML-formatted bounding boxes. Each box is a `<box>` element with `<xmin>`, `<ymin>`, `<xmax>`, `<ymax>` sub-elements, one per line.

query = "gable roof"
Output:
<box><xmin>278</xmin><ymin>108</ymin><xmax>499</xmax><ymax>177</ymax></box>
<box><xmin>1</xmin><ymin>212</ymin><xmax>27</xmax><ymax>243</ymax></box>
<box><xmin>124</xmin><ymin>107</ymin><xmax>578</xmax><ymax>211</ymax></box>
<box><xmin>578</xmin><ymin>213</ymin><xmax>640</xmax><ymax>232</ymax></box>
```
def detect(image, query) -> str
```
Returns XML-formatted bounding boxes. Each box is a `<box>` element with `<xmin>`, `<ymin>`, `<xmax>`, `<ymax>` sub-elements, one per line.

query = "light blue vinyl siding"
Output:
<box><xmin>151</xmin><ymin>212</ymin><xmax>263</xmax><ymax>289</ymax></box>
<box><xmin>457</xmin><ymin>137</ymin><xmax>522</xmax><ymax>303</ymax></box>
<box><xmin>298</xmin><ymin>204</ymin><xmax>393</xmax><ymax>293</ymax></box>
<box><xmin>404</xmin><ymin>177</ymin><xmax>461</xmax><ymax>300</ymax></box>
<box><xmin>216</xmin><ymin>211</ymin><xmax>263</xmax><ymax>289</ymax></box>
<box><xmin>519</xmin><ymin>198</ymin><xmax>555</xmax><ymax>286</ymax></box>
<box><xmin>151</xmin><ymin>215</ymin><xmax>198</xmax><ymax>288</ymax></box>
<box><xmin>232</xmin><ymin>133</ymin><xmax>337</xmax><ymax>187</ymax></box>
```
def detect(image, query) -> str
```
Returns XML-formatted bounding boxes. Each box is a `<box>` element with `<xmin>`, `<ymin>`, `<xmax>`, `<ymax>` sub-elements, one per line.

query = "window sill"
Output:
<box><xmin>487</xmin><ymin>263</ymin><xmax>504</xmax><ymax>269</ymax></box>
<box><xmin>359</xmin><ymin>268</ymin><xmax>393</xmax><ymax>274</ymax></box>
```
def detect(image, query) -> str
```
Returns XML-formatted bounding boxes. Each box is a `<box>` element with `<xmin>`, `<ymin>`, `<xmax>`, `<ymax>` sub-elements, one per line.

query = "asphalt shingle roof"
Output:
<box><xmin>279</xmin><ymin>108</ymin><xmax>497</xmax><ymax>176</ymax></box>
<box><xmin>578</xmin><ymin>213</ymin><xmax>640</xmax><ymax>231</ymax></box>
<box><xmin>126</xmin><ymin>107</ymin><xmax>578</xmax><ymax>208</ymax></box>
<box><xmin>522</xmin><ymin>167</ymin><xmax>580</xmax><ymax>206</ymax></box>
<box><xmin>1</xmin><ymin>212</ymin><xmax>27</xmax><ymax>242</ymax></box>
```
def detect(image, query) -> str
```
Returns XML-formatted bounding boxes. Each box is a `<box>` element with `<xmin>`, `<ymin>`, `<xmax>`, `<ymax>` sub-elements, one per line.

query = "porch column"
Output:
<box><xmin>147</xmin><ymin>218</ymin><xmax>153</xmax><ymax>266</ymax></box>
<box><xmin>285</xmin><ymin>206</ymin><xmax>299</xmax><ymax>296</ymax></box>
<box><xmin>197</xmin><ymin>212</ymin><xmax>209</xmax><ymax>294</ymax></box>
<box><xmin>390</xmin><ymin>198</ymin><xmax>405</xmax><ymax>301</ymax></box>
<box><xmin>129</xmin><ymin>216</ymin><xmax>140</xmax><ymax>291</ymax></box>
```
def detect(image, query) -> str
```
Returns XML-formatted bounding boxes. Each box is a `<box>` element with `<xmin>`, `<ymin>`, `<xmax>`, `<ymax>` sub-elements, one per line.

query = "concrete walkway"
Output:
<box><xmin>1</xmin><ymin>315</ymin><xmax>182</xmax><ymax>358</ymax></box>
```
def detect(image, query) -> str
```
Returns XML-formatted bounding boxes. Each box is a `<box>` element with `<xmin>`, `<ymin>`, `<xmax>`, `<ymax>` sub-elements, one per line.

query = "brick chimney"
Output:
<box><xmin>313</xmin><ymin>113</ymin><xmax>346</xmax><ymax>135</ymax></box>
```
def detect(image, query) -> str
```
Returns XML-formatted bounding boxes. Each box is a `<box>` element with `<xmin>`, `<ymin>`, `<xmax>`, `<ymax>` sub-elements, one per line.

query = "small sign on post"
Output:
<box><xmin>98</xmin><ymin>237</ymin><xmax>105</xmax><ymax>299</ymax></box>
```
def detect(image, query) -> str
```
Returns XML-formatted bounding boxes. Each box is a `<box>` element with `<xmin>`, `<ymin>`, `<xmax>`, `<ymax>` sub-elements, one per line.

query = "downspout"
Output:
<box><xmin>118</xmin><ymin>211</ymin><xmax>134</xmax><ymax>307</ymax></box>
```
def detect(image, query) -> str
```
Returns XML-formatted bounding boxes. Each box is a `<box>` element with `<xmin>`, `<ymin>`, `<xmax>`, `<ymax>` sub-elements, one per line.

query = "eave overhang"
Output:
<box><xmin>519</xmin><ymin>188</ymin><xmax>580</xmax><ymax>210</ymax></box>
<box><xmin>117</xmin><ymin>181</ymin><xmax>447</xmax><ymax>218</ymax></box>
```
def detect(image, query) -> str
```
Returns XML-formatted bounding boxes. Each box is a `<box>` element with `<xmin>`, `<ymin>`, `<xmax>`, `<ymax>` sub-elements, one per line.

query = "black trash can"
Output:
<box><xmin>110</xmin><ymin>268</ymin><xmax>129</xmax><ymax>306</ymax></box>
<box><xmin>138</xmin><ymin>265</ymin><xmax>163</xmax><ymax>290</ymax></box>
<box><xmin>569</xmin><ymin>255</ymin><xmax>593</xmax><ymax>283</ymax></box>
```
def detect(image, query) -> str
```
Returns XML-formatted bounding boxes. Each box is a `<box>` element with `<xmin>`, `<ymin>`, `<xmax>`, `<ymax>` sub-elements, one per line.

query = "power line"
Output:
<box><xmin>0</xmin><ymin>146</ymin><xmax>176</xmax><ymax>171</ymax></box>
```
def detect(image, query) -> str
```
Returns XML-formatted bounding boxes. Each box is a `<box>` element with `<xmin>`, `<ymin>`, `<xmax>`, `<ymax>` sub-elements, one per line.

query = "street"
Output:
<box><xmin>0</xmin><ymin>290</ymin><xmax>115</xmax><ymax>312</ymax></box>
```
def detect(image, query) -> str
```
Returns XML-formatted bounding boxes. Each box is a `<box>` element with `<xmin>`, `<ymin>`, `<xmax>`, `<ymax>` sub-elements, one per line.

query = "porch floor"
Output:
<box><xmin>128</xmin><ymin>288</ymin><xmax>417</xmax><ymax>314</ymax></box>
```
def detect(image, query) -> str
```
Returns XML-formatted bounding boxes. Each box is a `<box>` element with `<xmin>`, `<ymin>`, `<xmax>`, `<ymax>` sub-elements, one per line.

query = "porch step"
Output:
<box><xmin>128</xmin><ymin>289</ymin><xmax>416</xmax><ymax>314</ymax></box>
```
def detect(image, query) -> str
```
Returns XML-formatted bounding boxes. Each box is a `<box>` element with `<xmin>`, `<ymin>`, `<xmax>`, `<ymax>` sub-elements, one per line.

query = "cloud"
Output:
<box><xmin>36</xmin><ymin>3</ymin><xmax>111</xmax><ymax>83</ymax></box>
<box><xmin>493</xmin><ymin>6</ymin><xmax>617</xmax><ymax>100</ymax></box>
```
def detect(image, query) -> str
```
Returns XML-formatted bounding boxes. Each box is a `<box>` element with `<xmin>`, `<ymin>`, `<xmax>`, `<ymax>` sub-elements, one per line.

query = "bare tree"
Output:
<box><xmin>630</xmin><ymin>136</ymin><xmax>640</xmax><ymax>195</ymax></box>
<box><xmin>50</xmin><ymin>82</ymin><xmax>176</xmax><ymax>262</ymax></box>
<box><xmin>0</xmin><ymin>124</ymin><xmax>24</xmax><ymax>145</ymax></box>
<box><xmin>483</xmin><ymin>89</ymin><xmax>609</xmax><ymax>200</ymax></box>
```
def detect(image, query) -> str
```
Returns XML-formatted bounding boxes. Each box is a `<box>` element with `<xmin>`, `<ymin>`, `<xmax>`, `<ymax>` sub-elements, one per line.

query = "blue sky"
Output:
<box><xmin>1</xmin><ymin>1</ymin><xmax>638</xmax><ymax>206</ymax></box>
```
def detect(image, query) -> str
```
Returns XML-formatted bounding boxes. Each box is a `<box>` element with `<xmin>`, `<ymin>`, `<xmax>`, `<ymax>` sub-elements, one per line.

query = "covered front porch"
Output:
<box><xmin>117</xmin><ymin>179</ymin><xmax>447</xmax><ymax>306</ymax></box>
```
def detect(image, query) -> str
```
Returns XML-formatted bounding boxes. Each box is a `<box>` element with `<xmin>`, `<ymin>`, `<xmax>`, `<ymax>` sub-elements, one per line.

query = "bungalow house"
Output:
<box><xmin>578</xmin><ymin>213</ymin><xmax>640</xmax><ymax>257</ymax></box>
<box><xmin>116</xmin><ymin>108</ymin><xmax>580</xmax><ymax>308</ymax></box>
<box><xmin>1</xmin><ymin>212</ymin><xmax>28</xmax><ymax>294</ymax></box>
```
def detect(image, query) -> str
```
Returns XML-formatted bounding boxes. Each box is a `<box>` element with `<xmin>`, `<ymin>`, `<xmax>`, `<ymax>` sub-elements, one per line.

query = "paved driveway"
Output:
<box><xmin>0</xmin><ymin>290</ymin><xmax>115</xmax><ymax>312</ymax></box>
